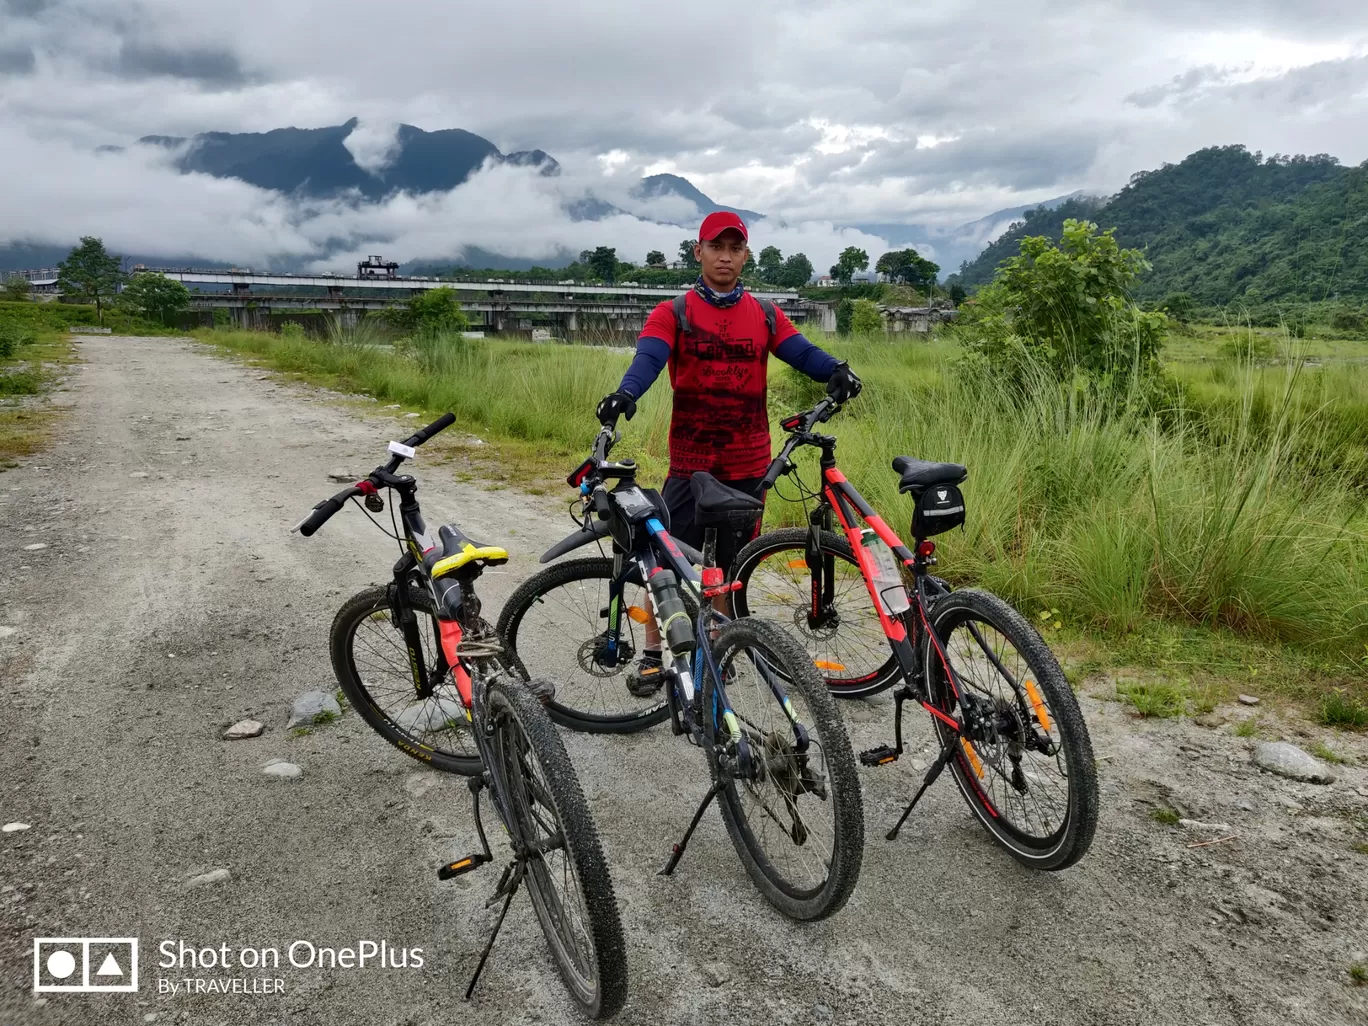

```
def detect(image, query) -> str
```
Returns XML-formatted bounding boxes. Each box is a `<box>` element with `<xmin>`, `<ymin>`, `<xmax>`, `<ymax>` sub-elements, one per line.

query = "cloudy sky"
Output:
<box><xmin>4</xmin><ymin>0</ymin><xmax>1368</xmax><ymax>271</ymax></box>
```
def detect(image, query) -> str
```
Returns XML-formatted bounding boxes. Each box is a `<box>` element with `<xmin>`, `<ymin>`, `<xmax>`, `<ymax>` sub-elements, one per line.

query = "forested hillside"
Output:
<box><xmin>949</xmin><ymin>145</ymin><xmax>1368</xmax><ymax>305</ymax></box>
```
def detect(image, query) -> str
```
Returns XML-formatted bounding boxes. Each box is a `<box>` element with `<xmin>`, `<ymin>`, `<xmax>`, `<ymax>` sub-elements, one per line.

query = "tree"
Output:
<box><xmin>947</xmin><ymin>283</ymin><xmax>967</xmax><ymax>307</ymax></box>
<box><xmin>963</xmin><ymin>219</ymin><xmax>1165</xmax><ymax>402</ymax></box>
<box><xmin>119</xmin><ymin>272</ymin><xmax>190</xmax><ymax>326</ymax></box>
<box><xmin>743</xmin><ymin>251</ymin><xmax>756</xmax><ymax>276</ymax></box>
<box><xmin>1160</xmin><ymin>291</ymin><xmax>1195</xmax><ymax>323</ymax></box>
<box><xmin>392</xmin><ymin>287</ymin><xmax>469</xmax><ymax>333</ymax></box>
<box><xmin>757</xmin><ymin>245</ymin><xmax>784</xmax><ymax>283</ymax></box>
<box><xmin>2</xmin><ymin>276</ymin><xmax>32</xmax><ymax>302</ymax></box>
<box><xmin>779</xmin><ymin>252</ymin><xmax>813</xmax><ymax>288</ymax></box>
<box><xmin>830</xmin><ymin>246</ymin><xmax>869</xmax><ymax>285</ymax></box>
<box><xmin>645</xmin><ymin>250</ymin><xmax>666</xmax><ymax>268</ymax></box>
<box><xmin>588</xmin><ymin>246</ymin><xmax>618</xmax><ymax>282</ymax></box>
<box><xmin>678</xmin><ymin>239</ymin><xmax>700</xmax><ymax>269</ymax></box>
<box><xmin>850</xmin><ymin>298</ymin><xmax>884</xmax><ymax>334</ymax></box>
<box><xmin>876</xmin><ymin>248</ymin><xmax>940</xmax><ymax>290</ymax></box>
<box><xmin>57</xmin><ymin>237</ymin><xmax>125</xmax><ymax>325</ymax></box>
<box><xmin>835</xmin><ymin>298</ymin><xmax>854</xmax><ymax>336</ymax></box>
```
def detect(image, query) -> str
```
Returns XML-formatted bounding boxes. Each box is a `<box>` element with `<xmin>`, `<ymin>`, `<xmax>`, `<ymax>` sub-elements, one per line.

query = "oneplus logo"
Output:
<box><xmin>33</xmin><ymin>937</ymin><xmax>139</xmax><ymax>992</ymax></box>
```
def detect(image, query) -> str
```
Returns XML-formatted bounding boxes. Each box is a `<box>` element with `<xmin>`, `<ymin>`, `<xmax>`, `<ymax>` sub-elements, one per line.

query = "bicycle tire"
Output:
<box><xmin>702</xmin><ymin>616</ymin><xmax>864</xmax><ymax>921</ymax></box>
<box><xmin>925</xmin><ymin>589</ymin><xmax>1098</xmax><ymax>871</ymax></box>
<box><xmin>483</xmin><ymin>676</ymin><xmax>628</xmax><ymax>1019</ymax></box>
<box><xmin>497</xmin><ymin>557</ymin><xmax>671</xmax><ymax>734</ymax></box>
<box><xmin>730</xmin><ymin>527</ymin><xmax>902</xmax><ymax>698</ymax></box>
<box><xmin>330</xmin><ymin>585</ymin><xmax>482</xmax><ymax>776</ymax></box>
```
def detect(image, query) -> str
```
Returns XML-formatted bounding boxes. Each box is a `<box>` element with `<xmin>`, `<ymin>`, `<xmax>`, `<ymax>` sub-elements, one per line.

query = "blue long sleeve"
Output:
<box><xmin>774</xmin><ymin>333</ymin><xmax>839</xmax><ymax>381</ymax></box>
<box><xmin>618</xmin><ymin>336</ymin><xmax>671</xmax><ymax>398</ymax></box>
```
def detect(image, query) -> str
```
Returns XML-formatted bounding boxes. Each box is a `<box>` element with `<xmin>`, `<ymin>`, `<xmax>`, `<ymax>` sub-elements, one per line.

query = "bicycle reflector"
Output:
<box><xmin>917</xmin><ymin>540</ymin><xmax>936</xmax><ymax>557</ymax></box>
<box><xmin>701</xmin><ymin>567</ymin><xmax>724</xmax><ymax>589</ymax></box>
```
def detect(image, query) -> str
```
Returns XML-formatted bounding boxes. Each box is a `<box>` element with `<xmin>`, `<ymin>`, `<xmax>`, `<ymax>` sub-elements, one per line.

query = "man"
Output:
<box><xmin>595</xmin><ymin>211</ymin><xmax>862</xmax><ymax>695</ymax></box>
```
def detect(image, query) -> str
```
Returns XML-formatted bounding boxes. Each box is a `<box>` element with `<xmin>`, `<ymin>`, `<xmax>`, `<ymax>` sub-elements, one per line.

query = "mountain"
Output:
<box><xmin>950</xmin><ymin>145</ymin><xmax>1365</xmax><ymax>305</ymax></box>
<box><xmin>631</xmin><ymin>174</ymin><xmax>764</xmax><ymax>224</ymax></box>
<box><xmin>140</xmin><ymin>118</ymin><xmax>559</xmax><ymax>200</ymax></box>
<box><xmin>848</xmin><ymin>193</ymin><xmax>1082</xmax><ymax>277</ymax></box>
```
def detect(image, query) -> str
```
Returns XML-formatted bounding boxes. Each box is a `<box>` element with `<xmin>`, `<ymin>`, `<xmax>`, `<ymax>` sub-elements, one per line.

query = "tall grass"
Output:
<box><xmin>197</xmin><ymin>325</ymin><xmax>1368</xmax><ymax>668</ymax></box>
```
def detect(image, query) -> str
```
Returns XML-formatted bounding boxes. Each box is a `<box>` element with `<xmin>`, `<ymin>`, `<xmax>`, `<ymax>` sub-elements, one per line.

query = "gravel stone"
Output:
<box><xmin>184</xmin><ymin>868</ymin><xmax>231</xmax><ymax>889</ymax></box>
<box><xmin>287</xmin><ymin>690</ymin><xmax>341</xmax><ymax>728</ymax></box>
<box><xmin>222</xmin><ymin>719</ymin><xmax>264</xmax><ymax>740</ymax></box>
<box><xmin>261</xmin><ymin>761</ymin><xmax>303</xmax><ymax>779</ymax></box>
<box><xmin>1252</xmin><ymin>742</ymin><xmax>1335</xmax><ymax>784</ymax></box>
<box><xmin>1237</xmin><ymin>694</ymin><xmax>1260</xmax><ymax>706</ymax></box>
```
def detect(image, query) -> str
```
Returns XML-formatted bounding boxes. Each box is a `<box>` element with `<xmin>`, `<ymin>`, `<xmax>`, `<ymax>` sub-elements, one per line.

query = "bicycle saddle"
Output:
<box><xmin>689</xmin><ymin>472</ymin><xmax>765</xmax><ymax>526</ymax></box>
<box><xmin>891</xmin><ymin>456</ymin><xmax>967</xmax><ymax>497</ymax></box>
<box><xmin>425</xmin><ymin>524</ymin><xmax>509</xmax><ymax>578</ymax></box>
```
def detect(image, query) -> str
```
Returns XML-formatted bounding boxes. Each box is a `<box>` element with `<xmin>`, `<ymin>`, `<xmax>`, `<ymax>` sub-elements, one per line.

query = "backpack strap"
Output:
<box><xmin>756</xmin><ymin>298</ymin><xmax>777</xmax><ymax>340</ymax></box>
<box><xmin>672</xmin><ymin>292</ymin><xmax>690</xmax><ymax>337</ymax></box>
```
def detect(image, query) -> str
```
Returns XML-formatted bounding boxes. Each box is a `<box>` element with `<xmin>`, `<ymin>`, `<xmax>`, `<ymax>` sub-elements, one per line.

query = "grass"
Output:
<box><xmin>290</xmin><ymin>726</ymin><xmax>313</xmax><ymax>738</ymax></box>
<box><xmin>1351</xmin><ymin>963</ymin><xmax>1367</xmax><ymax>986</ymax></box>
<box><xmin>1321</xmin><ymin>690</ymin><xmax>1368</xmax><ymax>729</ymax></box>
<box><xmin>1234</xmin><ymin>717</ymin><xmax>1261</xmax><ymax>738</ymax></box>
<box><xmin>312</xmin><ymin>709</ymin><xmax>339</xmax><ymax>726</ymax></box>
<box><xmin>193</xmin><ymin>317</ymin><xmax>1368</xmax><ymax>713</ymax></box>
<box><xmin>0</xmin><ymin>330</ymin><xmax>78</xmax><ymax>467</ymax></box>
<box><xmin>1150</xmin><ymin>807</ymin><xmax>1181</xmax><ymax>825</ymax></box>
<box><xmin>1309</xmin><ymin>740</ymin><xmax>1345</xmax><ymax>764</ymax></box>
<box><xmin>1117</xmin><ymin>680</ymin><xmax>1189</xmax><ymax>718</ymax></box>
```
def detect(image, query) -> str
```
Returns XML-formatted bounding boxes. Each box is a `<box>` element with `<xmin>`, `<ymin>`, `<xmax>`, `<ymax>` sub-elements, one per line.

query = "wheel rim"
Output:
<box><xmin>488</xmin><ymin>690</ymin><xmax>600</xmax><ymax>1005</ymax></box>
<box><xmin>510</xmin><ymin>571</ymin><xmax>668</xmax><ymax>722</ymax></box>
<box><xmin>932</xmin><ymin>614</ymin><xmax>1073</xmax><ymax>849</ymax></box>
<box><xmin>716</xmin><ymin>637</ymin><xmax>840</xmax><ymax>898</ymax></box>
<box><xmin>737</xmin><ymin>543</ymin><xmax>891</xmax><ymax>688</ymax></box>
<box><xmin>347</xmin><ymin>600</ymin><xmax>479</xmax><ymax>763</ymax></box>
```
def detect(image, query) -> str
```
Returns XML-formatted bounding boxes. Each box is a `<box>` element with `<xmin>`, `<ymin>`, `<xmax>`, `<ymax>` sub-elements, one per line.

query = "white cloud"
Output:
<box><xmin>342</xmin><ymin>120</ymin><xmax>402</xmax><ymax>175</ymax></box>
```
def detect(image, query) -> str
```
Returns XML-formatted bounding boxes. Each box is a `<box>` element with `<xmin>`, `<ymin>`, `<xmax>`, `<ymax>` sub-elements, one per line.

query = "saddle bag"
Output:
<box><xmin>912</xmin><ymin>482</ymin><xmax>966</xmax><ymax>538</ymax></box>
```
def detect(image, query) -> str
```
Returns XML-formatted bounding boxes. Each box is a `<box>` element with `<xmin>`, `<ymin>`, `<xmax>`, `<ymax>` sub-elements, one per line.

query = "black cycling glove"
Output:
<box><xmin>596</xmin><ymin>390</ymin><xmax>637</xmax><ymax>425</ymax></box>
<box><xmin>826</xmin><ymin>362</ymin><xmax>863</xmax><ymax>404</ymax></box>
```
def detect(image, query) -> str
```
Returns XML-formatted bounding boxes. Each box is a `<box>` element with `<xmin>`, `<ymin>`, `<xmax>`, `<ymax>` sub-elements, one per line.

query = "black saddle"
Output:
<box><xmin>689</xmin><ymin>472</ymin><xmax>765</xmax><ymax>526</ymax></box>
<box><xmin>891</xmin><ymin>456</ymin><xmax>967</xmax><ymax>498</ymax></box>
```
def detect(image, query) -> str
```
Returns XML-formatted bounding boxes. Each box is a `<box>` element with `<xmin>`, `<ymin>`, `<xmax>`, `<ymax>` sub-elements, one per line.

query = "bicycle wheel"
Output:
<box><xmin>925</xmin><ymin>589</ymin><xmax>1098</xmax><ymax>870</ymax></box>
<box><xmin>731</xmin><ymin>527</ymin><xmax>900</xmax><ymax>697</ymax></box>
<box><xmin>330</xmin><ymin>584</ymin><xmax>481</xmax><ymax>775</ymax></box>
<box><xmin>702</xmin><ymin>617</ymin><xmax>864</xmax><ymax>921</ymax></box>
<box><xmin>497</xmin><ymin>557</ymin><xmax>672</xmax><ymax>734</ymax></box>
<box><xmin>483</xmin><ymin>676</ymin><xmax>628</xmax><ymax>1019</ymax></box>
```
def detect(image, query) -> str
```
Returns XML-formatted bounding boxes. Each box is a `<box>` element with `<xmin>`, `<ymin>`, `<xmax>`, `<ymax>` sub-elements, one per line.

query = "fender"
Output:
<box><xmin>538</xmin><ymin>519</ymin><xmax>706</xmax><ymax>566</ymax></box>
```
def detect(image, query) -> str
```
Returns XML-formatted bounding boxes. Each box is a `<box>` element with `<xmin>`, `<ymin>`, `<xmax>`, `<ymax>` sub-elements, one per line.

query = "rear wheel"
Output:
<box><xmin>483</xmin><ymin>677</ymin><xmax>628</xmax><ymax>1019</ymax></box>
<box><xmin>330</xmin><ymin>584</ymin><xmax>482</xmax><ymax>775</ymax></box>
<box><xmin>497</xmin><ymin>557</ymin><xmax>673</xmax><ymax>733</ymax></box>
<box><xmin>702</xmin><ymin>617</ymin><xmax>864</xmax><ymax>920</ymax></box>
<box><xmin>925</xmin><ymin>589</ymin><xmax>1098</xmax><ymax>870</ymax></box>
<box><xmin>730</xmin><ymin>527</ymin><xmax>900</xmax><ymax>697</ymax></box>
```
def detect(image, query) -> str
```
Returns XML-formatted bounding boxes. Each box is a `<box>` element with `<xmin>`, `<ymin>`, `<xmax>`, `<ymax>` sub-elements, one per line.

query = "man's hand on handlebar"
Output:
<box><xmin>825</xmin><ymin>362</ymin><xmax>862</xmax><ymax>404</ymax></box>
<box><xmin>595</xmin><ymin>390</ymin><xmax>636</xmax><ymax>426</ymax></box>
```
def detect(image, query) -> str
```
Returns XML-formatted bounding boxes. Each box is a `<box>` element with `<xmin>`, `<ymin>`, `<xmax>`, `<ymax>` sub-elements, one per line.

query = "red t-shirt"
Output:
<box><xmin>639</xmin><ymin>292</ymin><xmax>800</xmax><ymax>479</ymax></box>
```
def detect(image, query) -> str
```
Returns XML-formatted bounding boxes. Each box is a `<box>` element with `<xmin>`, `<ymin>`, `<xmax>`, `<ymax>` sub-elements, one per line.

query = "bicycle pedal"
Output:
<box><xmin>437</xmin><ymin>853</ymin><xmax>491</xmax><ymax>880</ymax></box>
<box><xmin>859</xmin><ymin>745</ymin><xmax>899</xmax><ymax>767</ymax></box>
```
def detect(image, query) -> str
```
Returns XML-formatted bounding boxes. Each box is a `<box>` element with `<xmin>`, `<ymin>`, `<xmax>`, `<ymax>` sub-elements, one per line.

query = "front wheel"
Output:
<box><xmin>483</xmin><ymin>677</ymin><xmax>628</xmax><ymax>1019</ymax></box>
<box><xmin>925</xmin><ymin>589</ymin><xmax>1098</xmax><ymax>871</ymax></box>
<box><xmin>497</xmin><ymin>557</ymin><xmax>672</xmax><ymax>734</ymax></box>
<box><xmin>702</xmin><ymin>617</ymin><xmax>865</xmax><ymax>921</ymax></box>
<box><xmin>730</xmin><ymin>527</ymin><xmax>901</xmax><ymax>697</ymax></box>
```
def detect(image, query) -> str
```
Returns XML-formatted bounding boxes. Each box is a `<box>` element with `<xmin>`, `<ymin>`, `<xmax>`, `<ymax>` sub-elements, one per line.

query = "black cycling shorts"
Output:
<box><xmin>660</xmin><ymin>473</ymin><xmax>766</xmax><ymax>572</ymax></box>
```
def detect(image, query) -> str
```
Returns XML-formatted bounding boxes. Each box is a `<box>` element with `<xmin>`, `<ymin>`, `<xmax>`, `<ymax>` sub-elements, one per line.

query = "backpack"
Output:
<box><xmin>671</xmin><ymin>292</ymin><xmax>777</xmax><ymax>342</ymax></box>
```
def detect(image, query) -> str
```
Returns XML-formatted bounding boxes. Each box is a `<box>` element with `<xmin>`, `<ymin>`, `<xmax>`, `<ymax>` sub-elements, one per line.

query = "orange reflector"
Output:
<box><xmin>814</xmin><ymin>660</ymin><xmax>847</xmax><ymax>671</ymax></box>
<box><xmin>449</xmin><ymin>858</ymin><xmax>473</xmax><ymax>871</ymax></box>
<box><xmin>1023</xmin><ymin>678</ymin><xmax>1053</xmax><ymax>732</ymax></box>
<box><xmin>960</xmin><ymin>738</ymin><xmax>985</xmax><ymax>779</ymax></box>
<box><xmin>626</xmin><ymin>605</ymin><xmax>650</xmax><ymax>624</ymax></box>
<box><xmin>787</xmin><ymin>559</ymin><xmax>808</xmax><ymax>570</ymax></box>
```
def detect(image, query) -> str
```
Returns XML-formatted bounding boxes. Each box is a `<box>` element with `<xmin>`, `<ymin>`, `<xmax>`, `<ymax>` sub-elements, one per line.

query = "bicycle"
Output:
<box><xmin>498</xmin><ymin>421</ymin><xmax>864</xmax><ymax>920</ymax></box>
<box><xmin>728</xmin><ymin>397</ymin><xmax>1098</xmax><ymax>870</ymax></box>
<box><xmin>294</xmin><ymin>414</ymin><xmax>627</xmax><ymax>1018</ymax></box>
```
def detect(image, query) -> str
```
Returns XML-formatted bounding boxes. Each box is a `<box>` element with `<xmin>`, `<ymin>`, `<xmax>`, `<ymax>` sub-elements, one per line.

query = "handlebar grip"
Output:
<box><xmin>402</xmin><ymin>412</ymin><xmax>456</xmax><ymax>449</ymax></box>
<box><xmin>760</xmin><ymin>458</ymin><xmax>788</xmax><ymax>492</ymax></box>
<box><xmin>296</xmin><ymin>488</ymin><xmax>357</xmax><ymax>537</ymax></box>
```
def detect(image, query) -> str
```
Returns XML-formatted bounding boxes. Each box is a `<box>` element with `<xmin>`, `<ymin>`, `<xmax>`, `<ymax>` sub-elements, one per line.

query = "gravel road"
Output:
<box><xmin>2</xmin><ymin>336</ymin><xmax>1366</xmax><ymax>1026</ymax></box>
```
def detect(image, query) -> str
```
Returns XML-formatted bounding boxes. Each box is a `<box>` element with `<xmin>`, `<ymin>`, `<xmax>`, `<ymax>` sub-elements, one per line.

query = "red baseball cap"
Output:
<box><xmin>699</xmin><ymin>211</ymin><xmax>748</xmax><ymax>242</ymax></box>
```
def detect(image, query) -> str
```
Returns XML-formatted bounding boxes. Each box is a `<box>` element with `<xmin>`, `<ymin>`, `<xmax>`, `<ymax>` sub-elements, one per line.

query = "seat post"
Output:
<box><xmin>702</xmin><ymin>527</ymin><xmax>718</xmax><ymax>569</ymax></box>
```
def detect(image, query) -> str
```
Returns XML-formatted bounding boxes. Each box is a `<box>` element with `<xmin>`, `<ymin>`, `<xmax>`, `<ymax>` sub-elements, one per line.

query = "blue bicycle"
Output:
<box><xmin>499</xmin><ymin>422</ymin><xmax>864</xmax><ymax>920</ymax></box>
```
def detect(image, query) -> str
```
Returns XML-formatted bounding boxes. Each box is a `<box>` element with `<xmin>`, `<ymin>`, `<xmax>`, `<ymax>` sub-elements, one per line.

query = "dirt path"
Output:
<box><xmin>2</xmin><ymin>335</ymin><xmax>1366</xmax><ymax>1026</ymax></box>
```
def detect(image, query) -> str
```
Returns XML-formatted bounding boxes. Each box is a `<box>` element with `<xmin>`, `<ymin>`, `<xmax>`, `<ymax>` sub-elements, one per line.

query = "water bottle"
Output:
<box><xmin>863</xmin><ymin>529</ymin><xmax>910</xmax><ymax>616</ymax></box>
<box><xmin>647</xmin><ymin>570</ymin><xmax>695</xmax><ymax>658</ymax></box>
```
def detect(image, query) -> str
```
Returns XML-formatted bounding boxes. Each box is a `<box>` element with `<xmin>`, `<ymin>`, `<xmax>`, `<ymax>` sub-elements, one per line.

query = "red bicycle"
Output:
<box><xmin>729</xmin><ymin>398</ymin><xmax>1098</xmax><ymax>868</ymax></box>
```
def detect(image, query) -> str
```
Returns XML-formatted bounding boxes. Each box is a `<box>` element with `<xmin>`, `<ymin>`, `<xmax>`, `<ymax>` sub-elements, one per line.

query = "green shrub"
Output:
<box><xmin>0</xmin><ymin>371</ymin><xmax>41</xmax><ymax>395</ymax></box>
<box><xmin>850</xmin><ymin>298</ymin><xmax>884</xmax><ymax>335</ymax></box>
<box><xmin>280</xmin><ymin>322</ymin><xmax>307</xmax><ymax>341</ymax></box>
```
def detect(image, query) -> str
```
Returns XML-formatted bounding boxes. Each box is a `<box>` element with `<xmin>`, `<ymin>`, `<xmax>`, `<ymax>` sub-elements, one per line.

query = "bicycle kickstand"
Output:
<box><xmin>438</xmin><ymin>775</ymin><xmax>494</xmax><ymax>881</ymax></box>
<box><xmin>659</xmin><ymin>780</ymin><xmax>723</xmax><ymax>876</ymax></box>
<box><xmin>859</xmin><ymin>684</ymin><xmax>915</xmax><ymax>767</ymax></box>
<box><xmin>463</xmin><ymin>856</ymin><xmax>527</xmax><ymax>1000</ymax></box>
<box><xmin>886</xmin><ymin>739</ymin><xmax>958</xmax><ymax>841</ymax></box>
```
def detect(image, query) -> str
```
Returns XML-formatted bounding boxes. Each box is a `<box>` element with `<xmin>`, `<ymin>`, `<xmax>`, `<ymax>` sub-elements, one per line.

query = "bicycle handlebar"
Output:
<box><xmin>297</xmin><ymin>412</ymin><xmax>455</xmax><ymax>537</ymax></box>
<box><xmin>760</xmin><ymin>397</ymin><xmax>839</xmax><ymax>490</ymax></box>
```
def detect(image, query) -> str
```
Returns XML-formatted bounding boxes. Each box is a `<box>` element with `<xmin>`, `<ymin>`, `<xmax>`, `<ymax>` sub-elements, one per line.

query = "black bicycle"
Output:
<box><xmin>498</xmin><ymin>421</ymin><xmax>863</xmax><ymax>921</ymax></box>
<box><xmin>295</xmin><ymin>414</ymin><xmax>627</xmax><ymax>1018</ymax></box>
<box><xmin>727</xmin><ymin>397</ymin><xmax>1098</xmax><ymax>870</ymax></box>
